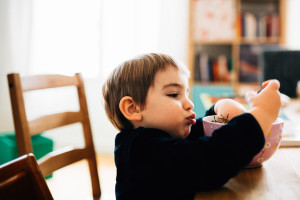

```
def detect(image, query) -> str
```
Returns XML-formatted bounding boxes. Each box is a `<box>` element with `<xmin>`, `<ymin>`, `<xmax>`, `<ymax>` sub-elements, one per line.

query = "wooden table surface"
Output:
<box><xmin>195</xmin><ymin>147</ymin><xmax>300</xmax><ymax>200</ymax></box>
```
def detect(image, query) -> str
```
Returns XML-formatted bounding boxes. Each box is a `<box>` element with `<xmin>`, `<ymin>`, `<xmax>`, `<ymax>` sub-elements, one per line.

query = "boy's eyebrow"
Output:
<box><xmin>162</xmin><ymin>83</ymin><xmax>182</xmax><ymax>89</ymax></box>
<box><xmin>162</xmin><ymin>83</ymin><xmax>190</xmax><ymax>92</ymax></box>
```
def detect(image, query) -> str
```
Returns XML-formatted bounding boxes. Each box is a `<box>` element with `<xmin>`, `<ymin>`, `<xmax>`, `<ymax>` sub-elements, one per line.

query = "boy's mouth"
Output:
<box><xmin>186</xmin><ymin>114</ymin><xmax>196</xmax><ymax>125</ymax></box>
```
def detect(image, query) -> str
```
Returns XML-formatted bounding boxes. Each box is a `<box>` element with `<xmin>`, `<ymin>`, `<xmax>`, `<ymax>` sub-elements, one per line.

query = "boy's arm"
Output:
<box><xmin>129</xmin><ymin>114</ymin><xmax>264</xmax><ymax>191</ymax></box>
<box><xmin>214</xmin><ymin>99</ymin><xmax>246</xmax><ymax>121</ymax></box>
<box><xmin>246</xmin><ymin>80</ymin><xmax>281</xmax><ymax>135</ymax></box>
<box><xmin>196</xmin><ymin>113</ymin><xmax>265</xmax><ymax>189</ymax></box>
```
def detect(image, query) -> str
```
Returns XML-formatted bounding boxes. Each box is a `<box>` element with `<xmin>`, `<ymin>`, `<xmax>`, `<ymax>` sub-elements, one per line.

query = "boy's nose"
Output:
<box><xmin>184</xmin><ymin>98</ymin><xmax>194</xmax><ymax>111</ymax></box>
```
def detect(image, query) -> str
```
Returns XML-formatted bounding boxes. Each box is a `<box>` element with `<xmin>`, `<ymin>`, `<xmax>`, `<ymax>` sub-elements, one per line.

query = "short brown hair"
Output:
<box><xmin>102</xmin><ymin>53</ymin><xmax>189</xmax><ymax>131</ymax></box>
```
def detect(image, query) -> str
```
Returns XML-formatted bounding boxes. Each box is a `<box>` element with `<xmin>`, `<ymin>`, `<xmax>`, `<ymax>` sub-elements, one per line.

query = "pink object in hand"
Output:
<box><xmin>202</xmin><ymin>115</ymin><xmax>284</xmax><ymax>168</ymax></box>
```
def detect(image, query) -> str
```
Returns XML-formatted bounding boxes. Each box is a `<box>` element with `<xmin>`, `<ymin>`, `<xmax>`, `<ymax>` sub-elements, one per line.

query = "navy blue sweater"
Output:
<box><xmin>114</xmin><ymin>106</ymin><xmax>265</xmax><ymax>200</ymax></box>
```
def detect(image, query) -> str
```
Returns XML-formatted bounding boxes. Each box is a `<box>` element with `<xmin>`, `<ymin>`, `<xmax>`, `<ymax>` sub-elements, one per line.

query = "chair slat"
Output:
<box><xmin>29</xmin><ymin>112</ymin><xmax>83</xmax><ymax>135</ymax></box>
<box><xmin>0</xmin><ymin>171</ymin><xmax>26</xmax><ymax>188</ymax></box>
<box><xmin>38</xmin><ymin>147</ymin><xmax>88</xmax><ymax>177</ymax></box>
<box><xmin>22</xmin><ymin>74</ymin><xmax>78</xmax><ymax>91</ymax></box>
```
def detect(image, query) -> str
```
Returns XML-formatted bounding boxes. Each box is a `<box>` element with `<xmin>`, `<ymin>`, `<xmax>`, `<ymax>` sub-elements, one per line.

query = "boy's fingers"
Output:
<box><xmin>262</xmin><ymin>80</ymin><xmax>271</xmax><ymax>88</ymax></box>
<box><xmin>263</xmin><ymin>79</ymin><xmax>280</xmax><ymax>91</ymax></box>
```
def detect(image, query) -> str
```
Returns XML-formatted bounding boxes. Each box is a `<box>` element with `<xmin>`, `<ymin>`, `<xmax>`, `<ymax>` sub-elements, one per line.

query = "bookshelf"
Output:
<box><xmin>188</xmin><ymin>0</ymin><xmax>286</xmax><ymax>97</ymax></box>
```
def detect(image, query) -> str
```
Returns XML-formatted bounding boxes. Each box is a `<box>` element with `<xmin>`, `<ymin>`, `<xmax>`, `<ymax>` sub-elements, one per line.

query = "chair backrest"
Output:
<box><xmin>0</xmin><ymin>153</ymin><xmax>53</xmax><ymax>200</ymax></box>
<box><xmin>7</xmin><ymin>73</ymin><xmax>101</xmax><ymax>199</ymax></box>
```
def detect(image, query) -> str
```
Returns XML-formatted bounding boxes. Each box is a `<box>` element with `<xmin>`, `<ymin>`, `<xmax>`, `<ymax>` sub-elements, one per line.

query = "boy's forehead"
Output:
<box><xmin>157</xmin><ymin>64</ymin><xmax>183</xmax><ymax>75</ymax></box>
<box><xmin>153</xmin><ymin>65</ymin><xmax>188</xmax><ymax>88</ymax></box>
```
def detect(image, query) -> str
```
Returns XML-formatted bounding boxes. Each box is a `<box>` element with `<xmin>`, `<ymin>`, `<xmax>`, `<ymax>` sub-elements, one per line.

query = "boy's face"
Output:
<box><xmin>140</xmin><ymin>65</ymin><xmax>196</xmax><ymax>138</ymax></box>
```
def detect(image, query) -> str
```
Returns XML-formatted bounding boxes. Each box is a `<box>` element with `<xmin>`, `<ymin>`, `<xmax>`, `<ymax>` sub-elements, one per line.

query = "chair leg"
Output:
<box><xmin>88</xmin><ymin>156</ymin><xmax>101</xmax><ymax>200</ymax></box>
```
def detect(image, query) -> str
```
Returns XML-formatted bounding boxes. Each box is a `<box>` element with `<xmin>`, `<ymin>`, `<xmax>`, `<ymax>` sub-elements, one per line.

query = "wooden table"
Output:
<box><xmin>195</xmin><ymin>147</ymin><xmax>300</xmax><ymax>200</ymax></box>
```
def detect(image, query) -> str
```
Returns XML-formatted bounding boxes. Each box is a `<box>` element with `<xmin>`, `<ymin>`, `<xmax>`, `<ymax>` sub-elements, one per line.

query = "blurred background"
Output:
<box><xmin>1</xmin><ymin>0</ymin><xmax>300</xmax><ymax>155</ymax></box>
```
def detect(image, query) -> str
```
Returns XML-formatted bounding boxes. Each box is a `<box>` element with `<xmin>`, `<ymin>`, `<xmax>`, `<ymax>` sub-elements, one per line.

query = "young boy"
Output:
<box><xmin>102</xmin><ymin>53</ymin><xmax>281</xmax><ymax>200</ymax></box>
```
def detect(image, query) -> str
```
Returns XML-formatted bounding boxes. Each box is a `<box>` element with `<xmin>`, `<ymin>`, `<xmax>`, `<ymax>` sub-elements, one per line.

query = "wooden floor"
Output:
<box><xmin>46</xmin><ymin>154</ymin><xmax>116</xmax><ymax>200</ymax></box>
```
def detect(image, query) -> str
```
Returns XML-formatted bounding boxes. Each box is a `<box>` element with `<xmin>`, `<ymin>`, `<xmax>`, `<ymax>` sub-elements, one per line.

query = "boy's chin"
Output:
<box><xmin>177</xmin><ymin>130</ymin><xmax>190</xmax><ymax>139</ymax></box>
<box><xmin>183</xmin><ymin>131</ymin><xmax>190</xmax><ymax>138</ymax></box>
<box><xmin>166</xmin><ymin>127</ymin><xmax>191</xmax><ymax>139</ymax></box>
<box><xmin>168</xmin><ymin>131</ymin><xmax>188</xmax><ymax>139</ymax></box>
<box><xmin>183</xmin><ymin>126</ymin><xmax>192</xmax><ymax>138</ymax></box>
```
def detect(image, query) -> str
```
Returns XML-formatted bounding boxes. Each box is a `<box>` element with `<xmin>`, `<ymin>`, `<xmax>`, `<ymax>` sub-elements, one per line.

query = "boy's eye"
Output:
<box><xmin>167</xmin><ymin>93</ymin><xmax>178</xmax><ymax>98</ymax></box>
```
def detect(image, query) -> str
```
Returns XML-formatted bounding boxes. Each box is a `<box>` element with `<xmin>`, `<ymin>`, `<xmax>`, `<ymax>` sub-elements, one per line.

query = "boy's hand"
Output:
<box><xmin>214</xmin><ymin>99</ymin><xmax>246</xmax><ymax>121</ymax></box>
<box><xmin>246</xmin><ymin>79</ymin><xmax>281</xmax><ymax>135</ymax></box>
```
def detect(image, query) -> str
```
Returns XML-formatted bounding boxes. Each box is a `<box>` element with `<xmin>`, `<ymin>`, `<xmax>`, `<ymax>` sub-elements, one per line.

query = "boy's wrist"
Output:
<box><xmin>249</xmin><ymin>108</ymin><xmax>274</xmax><ymax>135</ymax></box>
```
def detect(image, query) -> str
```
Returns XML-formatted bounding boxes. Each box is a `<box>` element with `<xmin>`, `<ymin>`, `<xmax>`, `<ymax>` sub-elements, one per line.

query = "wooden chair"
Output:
<box><xmin>7</xmin><ymin>73</ymin><xmax>101</xmax><ymax>199</ymax></box>
<box><xmin>0</xmin><ymin>153</ymin><xmax>53</xmax><ymax>200</ymax></box>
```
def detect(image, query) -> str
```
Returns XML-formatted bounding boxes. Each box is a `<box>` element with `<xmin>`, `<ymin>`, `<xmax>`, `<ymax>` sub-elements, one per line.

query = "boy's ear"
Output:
<box><xmin>119</xmin><ymin>96</ymin><xmax>142</xmax><ymax>121</ymax></box>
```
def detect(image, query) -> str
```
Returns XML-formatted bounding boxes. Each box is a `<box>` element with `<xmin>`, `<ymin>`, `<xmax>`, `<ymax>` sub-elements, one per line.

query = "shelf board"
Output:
<box><xmin>194</xmin><ymin>37</ymin><xmax>281</xmax><ymax>45</ymax></box>
<box><xmin>194</xmin><ymin>40</ymin><xmax>234</xmax><ymax>45</ymax></box>
<box><xmin>239</xmin><ymin>37</ymin><xmax>281</xmax><ymax>44</ymax></box>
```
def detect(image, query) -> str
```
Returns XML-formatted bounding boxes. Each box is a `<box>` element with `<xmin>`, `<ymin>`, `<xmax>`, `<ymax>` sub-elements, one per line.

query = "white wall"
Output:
<box><xmin>0</xmin><ymin>0</ymin><xmax>15</xmax><ymax>132</ymax></box>
<box><xmin>286</xmin><ymin>0</ymin><xmax>300</xmax><ymax>49</ymax></box>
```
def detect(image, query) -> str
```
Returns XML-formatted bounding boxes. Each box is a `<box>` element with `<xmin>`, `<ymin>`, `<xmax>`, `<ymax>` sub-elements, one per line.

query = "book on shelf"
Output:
<box><xmin>239</xmin><ymin>45</ymin><xmax>260</xmax><ymax>82</ymax></box>
<box><xmin>194</xmin><ymin>53</ymin><xmax>232</xmax><ymax>83</ymax></box>
<box><xmin>258</xmin><ymin>14</ymin><xmax>267</xmax><ymax>38</ymax></box>
<box><xmin>244</xmin><ymin>12</ymin><xmax>257</xmax><ymax>39</ymax></box>
<box><xmin>240</xmin><ymin>12</ymin><xmax>280</xmax><ymax>39</ymax></box>
<box><xmin>271</xmin><ymin>14</ymin><xmax>280</xmax><ymax>38</ymax></box>
<box><xmin>218</xmin><ymin>55</ymin><xmax>230</xmax><ymax>82</ymax></box>
<box><xmin>199</xmin><ymin>53</ymin><xmax>210</xmax><ymax>82</ymax></box>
